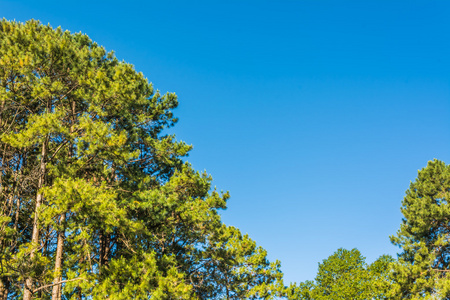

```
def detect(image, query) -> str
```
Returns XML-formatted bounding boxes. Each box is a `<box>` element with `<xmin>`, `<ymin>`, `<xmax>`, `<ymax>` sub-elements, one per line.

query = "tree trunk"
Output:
<box><xmin>99</xmin><ymin>231</ymin><xmax>105</xmax><ymax>270</ymax></box>
<box><xmin>23</xmin><ymin>139</ymin><xmax>47</xmax><ymax>300</ymax></box>
<box><xmin>51</xmin><ymin>213</ymin><xmax>65</xmax><ymax>300</ymax></box>
<box><xmin>0</xmin><ymin>277</ymin><xmax>9</xmax><ymax>300</ymax></box>
<box><xmin>77</xmin><ymin>287</ymin><xmax>82</xmax><ymax>300</ymax></box>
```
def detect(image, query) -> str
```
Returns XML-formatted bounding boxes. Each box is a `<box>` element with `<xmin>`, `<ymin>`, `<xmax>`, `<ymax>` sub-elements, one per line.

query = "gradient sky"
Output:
<box><xmin>2</xmin><ymin>0</ymin><xmax>450</xmax><ymax>285</ymax></box>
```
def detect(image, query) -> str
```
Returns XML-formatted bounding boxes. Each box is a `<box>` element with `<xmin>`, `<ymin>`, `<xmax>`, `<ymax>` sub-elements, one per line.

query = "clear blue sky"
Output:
<box><xmin>2</xmin><ymin>0</ymin><xmax>449</xmax><ymax>285</ymax></box>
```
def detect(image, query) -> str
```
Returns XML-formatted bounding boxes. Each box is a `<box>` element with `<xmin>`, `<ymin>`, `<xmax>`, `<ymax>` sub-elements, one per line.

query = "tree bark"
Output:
<box><xmin>23</xmin><ymin>139</ymin><xmax>47</xmax><ymax>300</ymax></box>
<box><xmin>99</xmin><ymin>231</ymin><xmax>105</xmax><ymax>270</ymax></box>
<box><xmin>0</xmin><ymin>277</ymin><xmax>9</xmax><ymax>300</ymax></box>
<box><xmin>51</xmin><ymin>213</ymin><xmax>65</xmax><ymax>300</ymax></box>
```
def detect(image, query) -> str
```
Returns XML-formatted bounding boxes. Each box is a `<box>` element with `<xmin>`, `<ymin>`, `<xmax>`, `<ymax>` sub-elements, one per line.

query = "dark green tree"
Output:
<box><xmin>390</xmin><ymin>159</ymin><xmax>450</xmax><ymax>299</ymax></box>
<box><xmin>0</xmin><ymin>19</ymin><xmax>284</xmax><ymax>299</ymax></box>
<box><xmin>287</xmin><ymin>248</ymin><xmax>393</xmax><ymax>300</ymax></box>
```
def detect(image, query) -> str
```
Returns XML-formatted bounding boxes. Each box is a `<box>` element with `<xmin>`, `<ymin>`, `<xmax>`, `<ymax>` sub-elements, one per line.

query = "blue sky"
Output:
<box><xmin>2</xmin><ymin>0</ymin><xmax>449</xmax><ymax>284</ymax></box>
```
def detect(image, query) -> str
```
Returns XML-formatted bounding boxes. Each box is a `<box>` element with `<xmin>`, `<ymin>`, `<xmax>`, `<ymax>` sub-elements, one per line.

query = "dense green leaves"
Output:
<box><xmin>390</xmin><ymin>159</ymin><xmax>450</xmax><ymax>299</ymax></box>
<box><xmin>286</xmin><ymin>159</ymin><xmax>450</xmax><ymax>299</ymax></box>
<box><xmin>0</xmin><ymin>19</ymin><xmax>283</xmax><ymax>299</ymax></box>
<box><xmin>3</xmin><ymin>18</ymin><xmax>450</xmax><ymax>300</ymax></box>
<box><xmin>287</xmin><ymin>249</ymin><xmax>393</xmax><ymax>300</ymax></box>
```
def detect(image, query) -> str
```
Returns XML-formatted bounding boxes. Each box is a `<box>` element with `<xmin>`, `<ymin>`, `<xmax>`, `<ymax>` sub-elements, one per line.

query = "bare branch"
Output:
<box><xmin>33</xmin><ymin>278</ymin><xmax>85</xmax><ymax>293</ymax></box>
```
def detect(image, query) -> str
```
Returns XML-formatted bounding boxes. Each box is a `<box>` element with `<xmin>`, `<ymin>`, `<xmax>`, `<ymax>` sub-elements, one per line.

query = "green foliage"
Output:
<box><xmin>0</xmin><ymin>19</ymin><xmax>284</xmax><ymax>299</ymax></box>
<box><xmin>287</xmin><ymin>248</ymin><xmax>394</xmax><ymax>300</ymax></box>
<box><xmin>369</xmin><ymin>255</ymin><xmax>396</xmax><ymax>299</ymax></box>
<box><xmin>91</xmin><ymin>253</ymin><xmax>193</xmax><ymax>299</ymax></box>
<box><xmin>390</xmin><ymin>159</ymin><xmax>450</xmax><ymax>299</ymax></box>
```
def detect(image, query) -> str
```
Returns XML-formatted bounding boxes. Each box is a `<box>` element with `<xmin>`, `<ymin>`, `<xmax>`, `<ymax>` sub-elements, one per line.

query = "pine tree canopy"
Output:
<box><xmin>390</xmin><ymin>159</ymin><xmax>450</xmax><ymax>299</ymax></box>
<box><xmin>0</xmin><ymin>19</ymin><xmax>284</xmax><ymax>300</ymax></box>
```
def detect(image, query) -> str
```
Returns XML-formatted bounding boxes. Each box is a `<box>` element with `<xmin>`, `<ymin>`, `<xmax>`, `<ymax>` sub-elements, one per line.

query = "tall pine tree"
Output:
<box><xmin>0</xmin><ymin>19</ymin><xmax>284</xmax><ymax>299</ymax></box>
<box><xmin>390</xmin><ymin>159</ymin><xmax>450</xmax><ymax>299</ymax></box>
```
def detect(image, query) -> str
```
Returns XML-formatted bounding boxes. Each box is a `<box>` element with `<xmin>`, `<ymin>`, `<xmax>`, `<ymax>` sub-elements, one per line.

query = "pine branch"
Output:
<box><xmin>33</xmin><ymin>278</ymin><xmax>85</xmax><ymax>293</ymax></box>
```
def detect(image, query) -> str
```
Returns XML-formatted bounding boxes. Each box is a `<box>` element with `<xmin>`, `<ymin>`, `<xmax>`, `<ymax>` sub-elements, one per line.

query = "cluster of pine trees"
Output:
<box><xmin>1</xmin><ymin>19</ymin><xmax>449</xmax><ymax>299</ymax></box>
<box><xmin>288</xmin><ymin>159</ymin><xmax>450</xmax><ymax>299</ymax></box>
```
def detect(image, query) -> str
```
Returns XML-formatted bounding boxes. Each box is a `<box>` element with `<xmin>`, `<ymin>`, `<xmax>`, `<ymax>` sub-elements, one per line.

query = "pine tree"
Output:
<box><xmin>390</xmin><ymin>159</ymin><xmax>450</xmax><ymax>299</ymax></box>
<box><xmin>0</xmin><ymin>19</ymin><xmax>284</xmax><ymax>299</ymax></box>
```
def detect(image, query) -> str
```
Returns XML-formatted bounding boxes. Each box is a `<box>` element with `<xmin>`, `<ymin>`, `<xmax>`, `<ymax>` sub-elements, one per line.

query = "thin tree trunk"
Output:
<box><xmin>51</xmin><ymin>213</ymin><xmax>65</xmax><ymax>300</ymax></box>
<box><xmin>99</xmin><ymin>231</ymin><xmax>105</xmax><ymax>270</ymax></box>
<box><xmin>0</xmin><ymin>99</ymin><xmax>4</xmax><ymax>128</ymax></box>
<box><xmin>23</xmin><ymin>139</ymin><xmax>47</xmax><ymax>300</ymax></box>
<box><xmin>14</xmin><ymin>197</ymin><xmax>20</xmax><ymax>231</ymax></box>
<box><xmin>104</xmin><ymin>234</ymin><xmax>110</xmax><ymax>266</ymax></box>
<box><xmin>77</xmin><ymin>287</ymin><xmax>82</xmax><ymax>300</ymax></box>
<box><xmin>0</xmin><ymin>277</ymin><xmax>9</xmax><ymax>300</ymax></box>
